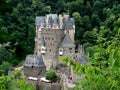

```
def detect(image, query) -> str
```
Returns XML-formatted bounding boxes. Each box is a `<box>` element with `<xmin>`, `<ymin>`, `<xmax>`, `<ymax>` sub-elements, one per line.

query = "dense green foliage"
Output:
<box><xmin>45</xmin><ymin>69</ymin><xmax>60</xmax><ymax>82</ymax></box>
<box><xmin>0</xmin><ymin>0</ymin><xmax>120</xmax><ymax>89</ymax></box>
<box><xmin>0</xmin><ymin>70</ymin><xmax>36</xmax><ymax>90</ymax></box>
<box><xmin>0</xmin><ymin>0</ymin><xmax>120</xmax><ymax>68</ymax></box>
<box><xmin>61</xmin><ymin>32</ymin><xmax>120</xmax><ymax>89</ymax></box>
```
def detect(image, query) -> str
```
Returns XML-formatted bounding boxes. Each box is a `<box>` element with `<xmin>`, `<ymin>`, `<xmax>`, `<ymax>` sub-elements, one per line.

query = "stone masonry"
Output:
<box><xmin>24</xmin><ymin>14</ymin><xmax>87</xmax><ymax>78</ymax></box>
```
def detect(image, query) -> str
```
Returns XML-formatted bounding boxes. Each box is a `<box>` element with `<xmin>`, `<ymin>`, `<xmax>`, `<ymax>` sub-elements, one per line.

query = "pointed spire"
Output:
<box><xmin>80</xmin><ymin>47</ymin><xmax>88</xmax><ymax>64</ymax></box>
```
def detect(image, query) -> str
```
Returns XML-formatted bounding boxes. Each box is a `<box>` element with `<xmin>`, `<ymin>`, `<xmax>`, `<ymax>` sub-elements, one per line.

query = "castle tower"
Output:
<box><xmin>34</xmin><ymin>14</ymin><xmax>76</xmax><ymax>70</ymax></box>
<box><xmin>34</xmin><ymin>16</ymin><xmax>46</xmax><ymax>55</ymax></box>
<box><xmin>34</xmin><ymin>14</ymin><xmax>65</xmax><ymax>70</ymax></box>
<box><xmin>59</xmin><ymin>32</ymin><xmax>75</xmax><ymax>57</ymax></box>
<box><xmin>63</xmin><ymin>15</ymin><xmax>75</xmax><ymax>43</ymax></box>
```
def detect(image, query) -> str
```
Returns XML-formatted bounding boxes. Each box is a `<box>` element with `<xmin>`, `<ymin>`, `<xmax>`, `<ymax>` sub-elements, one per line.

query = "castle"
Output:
<box><xmin>24</xmin><ymin>14</ymin><xmax>87</xmax><ymax>78</ymax></box>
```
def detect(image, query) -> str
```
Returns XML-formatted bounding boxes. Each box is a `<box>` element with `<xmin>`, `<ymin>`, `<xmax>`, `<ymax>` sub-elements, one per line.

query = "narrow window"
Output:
<box><xmin>48</xmin><ymin>37</ymin><xmax>50</xmax><ymax>40</ymax></box>
<box><xmin>52</xmin><ymin>37</ymin><xmax>54</xmax><ymax>40</ymax></box>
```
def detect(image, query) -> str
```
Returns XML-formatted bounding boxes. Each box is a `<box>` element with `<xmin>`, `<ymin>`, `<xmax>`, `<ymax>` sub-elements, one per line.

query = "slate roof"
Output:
<box><xmin>24</xmin><ymin>54</ymin><xmax>45</xmax><ymax>67</ymax></box>
<box><xmin>80</xmin><ymin>47</ymin><xmax>88</xmax><ymax>64</ymax></box>
<box><xmin>60</xmin><ymin>33</ymin><xmax>75</xmax><ymax>48</ymax></box>
<box><xmin>48</xmin><ymin>14</ymin><xmax>58</xmax><ymax>26</ymax></box>
<box><xmin>62</xmin><ymin>14</ymin><xmax>74</xmax><ymax>30</ymax></box>
<box><xmin>35</xmin><ymin>14</ymin><xmax>74</xmax><ymax>30</ymax></box>
<box><xmin>63</xmin><ymin>18</ymin><xmax>74</xmax><ymax>30</ymax></box>
<box><xmin>63</xmin><ymin>14</ymin><xmax>69</xmax><ymax>22</ymax></box>
<box><xmin>35</xmin><ymin>16</ymin><xmax>46</xmax><ymax>26</ymax></box>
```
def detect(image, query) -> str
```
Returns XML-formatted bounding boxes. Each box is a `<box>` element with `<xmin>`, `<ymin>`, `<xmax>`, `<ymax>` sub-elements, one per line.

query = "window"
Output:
<box><xmin>32</xmin><ymin>66</ymin><xmax>33</xmax><ymax>68</ymax></box>
<box><xmin>69</xmin><ymin>48</ymin><xmax>72</xmax><ymax>50</ymax></box>
<box><xmin>42</xmin><ymin>48</ymin><xmax>45</xmax><ymax>51</ymax></box>
<box><xmin>48</xmin><ymin>37</ymin><xmax>50</xmax><ymax>40</ymax></box>
<box><xmin>60</xmin><ymin>49</ymin><xmax>62</xmax><ymax>52</ymax></box>
<box><xmin>52</xmin><ymin>37</ymin><xmax>54</xmax><ymax>40</ymax></box>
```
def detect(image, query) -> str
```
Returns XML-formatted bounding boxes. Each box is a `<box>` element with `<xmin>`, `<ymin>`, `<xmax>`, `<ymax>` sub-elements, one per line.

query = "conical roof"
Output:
<box><xmin>80</xmin><ymin>47</ymin><xmax>88</xmax><ymax>64</ymax></box>
<box><xmin>60</xmin><ymin>33</ymin><xmax>75</xmax><ymax>48</ymax></box>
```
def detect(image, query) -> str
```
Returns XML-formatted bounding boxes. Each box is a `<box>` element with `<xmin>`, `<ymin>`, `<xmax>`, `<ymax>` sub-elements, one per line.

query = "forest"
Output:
<box><xmin>0</xmin><ymin>0</ymin><xmax>120</xmax><ymax>89</ymax></box>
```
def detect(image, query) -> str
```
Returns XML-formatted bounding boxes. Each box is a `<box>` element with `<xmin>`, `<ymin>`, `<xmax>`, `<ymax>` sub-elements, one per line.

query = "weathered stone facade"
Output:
<box><xmin>24</xmin><ymin>14</ymin><xmax>87</xmax><ymax>79</ymax></box>
<box><xmin>23</xmin><ymin>14</ymin><xmax>88</xmax><ymax>90</ymax></box>
<box><xmin>34</xmin><ymin>14</ymin><xmax>87</xmax><ymax>71</ymax></box>
<box><xmin>38</xmin><ymin>82</ymin><xmax>62</xmax><ymax>90</ymax></box>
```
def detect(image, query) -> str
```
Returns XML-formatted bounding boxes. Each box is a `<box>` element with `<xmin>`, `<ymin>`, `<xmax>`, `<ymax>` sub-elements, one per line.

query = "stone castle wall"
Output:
<box><xmin>36</xmin><ymin>29</ymin><xmax>64</xmax><ymax>70</ymax></box>
<box><xmin>24</xmin><ymin>66</ymin><xmax>46</xmax><ymax>77</ymax></box>
<box><xmin>38</xmin><ymin>82</ymin><xmax>62</xmax><ymax>90</ymax></box>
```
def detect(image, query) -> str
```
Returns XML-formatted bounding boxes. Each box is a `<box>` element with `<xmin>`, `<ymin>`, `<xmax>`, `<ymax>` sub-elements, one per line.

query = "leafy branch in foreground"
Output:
<box><xmin>60</xmin><ymin>33</ymin><xmax>120</xmax><ymax>90</ymax></box>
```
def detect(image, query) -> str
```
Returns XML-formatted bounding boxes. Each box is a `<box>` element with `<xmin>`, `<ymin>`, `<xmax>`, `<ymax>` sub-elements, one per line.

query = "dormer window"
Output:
<box><xmin>59</xmin><ymin>48</ymin><xmax>63</xmax><ymax>55</ymax></box>
<box><xmin>46</xmin><ymin>25</ymin><xmax>51</xmax><ymax>29</ymax></box>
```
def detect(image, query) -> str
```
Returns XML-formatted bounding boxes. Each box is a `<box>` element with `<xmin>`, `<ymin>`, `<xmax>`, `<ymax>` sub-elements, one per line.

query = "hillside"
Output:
<box><xmin>0</xmin><ymin>0</ymin><xmax>120</xmax><ymax>90</ymax></box>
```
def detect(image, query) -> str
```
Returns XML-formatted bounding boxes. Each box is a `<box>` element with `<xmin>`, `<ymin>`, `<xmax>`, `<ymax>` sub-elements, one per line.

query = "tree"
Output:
<box><xmin>60</xmin><ymin>30</ymin><xmax>120</xmax><ymax>90</ymax></box>
<box><xmin>0</xmin><ymin>61</ymin><xmax>11</xmax><ymax>75</ymax></box>
<box><xmin>0</xmin><ymin>70</ymin><xmax>36</xmax><ymax>90</ymax></box>
<box><xmin>56</xmin><ymin>0</ymin><xmax>66</xmax><ymax>14</ymax></box>
<box><xmin>0</xmin><ymin>46</ymin><xmax>12</xmax><ymax>64</ymax></box>
<box><xmin>45</xmin><ymin>69</ymin><xmax>60</xmax><ymax>82</ymax></box>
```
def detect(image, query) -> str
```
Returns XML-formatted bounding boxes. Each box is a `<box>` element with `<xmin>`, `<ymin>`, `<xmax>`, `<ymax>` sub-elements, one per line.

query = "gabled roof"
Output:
<box><xmin>35</xmin><ymin>16</ymin><xmax>46</xmax><ymax>26</ymax></box>
<box><xmin>62</xmin><ymin>14</ymin><xmax>74</xmax><ymax>30</ymax></box>
<box><xmin>60</xmin><ymin>33</ymin><xmax>75</xmax><ymax>48</ymax></box>
<box><xmin>24</xmin><ymin>54</ymin><xmax>45</xmax><ymax>67</ymax></box>
<box><xmin>48</xmin><ymin>14</ymin><xmax>58</xmax><ymax>26</ymax></box>
<box><xmin>63</xmin><ymin>18</ymin><xmax>74</xmax><ymax>30</ymax></box>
